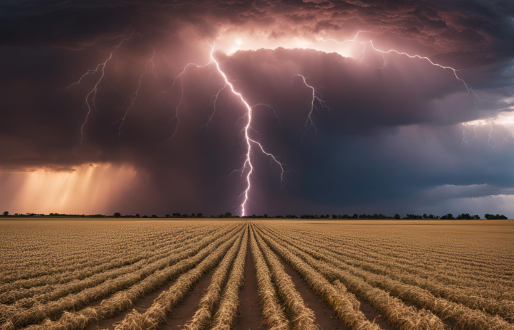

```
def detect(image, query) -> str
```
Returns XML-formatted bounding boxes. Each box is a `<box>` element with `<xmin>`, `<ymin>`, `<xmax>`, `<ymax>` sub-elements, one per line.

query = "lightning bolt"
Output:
<box><xmin>319</xmin><ymin>34</ymin><xmax>479</xmax><ymax>104</ymax></box>
<box><xmin>63</xmin><ymin>32</ymin><xmax>134</xmax><ymax>144</ymax></box>
<box><xmin>209</xmin><ymin>42</ymin><xmax>285</xmax><ymax>216</ymax></box>
<box><xmin>368</xmin><ymin>41</ymin><xmax>479</xmax><ymax>104</ymax></box>
<box><xmin>292</xmin><ymin>74</ymin><xmax>328</xmax><ymax>141</ymax></box>
<box><xmin>162</xmin><ymin>60</ymin><xmax>215</xmax><ymax>143</ymax></box>
<box><xmin>202</xmin><ymin>84</ymin><xmax>226</xmax><ymax>128</ymax></box>
<box><xmin>114</xmin><ymin>45</ymin><xmax>156</xmax><ymax>140</ymax></box>
<box><xmin>318</xmin><ymin>31</ymin><xmax>368</xmax><ymax>60</ymax></box>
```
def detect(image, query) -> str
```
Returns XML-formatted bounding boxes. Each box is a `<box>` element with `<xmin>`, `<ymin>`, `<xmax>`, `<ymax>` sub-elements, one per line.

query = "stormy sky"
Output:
<box><xmin>1</xmin><ymin>0</ymin><xmax>514</xmax><ymax>216</ymax></box>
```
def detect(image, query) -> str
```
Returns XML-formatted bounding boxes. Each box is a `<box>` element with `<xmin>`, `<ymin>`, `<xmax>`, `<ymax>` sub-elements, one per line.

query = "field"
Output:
<box><xmin>0</xmin><ymin>219</ymin><xmax>512</xmax><ymax>330</ymax></box>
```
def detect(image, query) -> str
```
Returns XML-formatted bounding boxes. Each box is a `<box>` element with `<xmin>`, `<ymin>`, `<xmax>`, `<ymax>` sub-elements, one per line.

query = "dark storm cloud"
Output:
<box><xmin>0</xmin><ymin>0</ymin><xmax>513</xmax><ymax>216</ymax></box>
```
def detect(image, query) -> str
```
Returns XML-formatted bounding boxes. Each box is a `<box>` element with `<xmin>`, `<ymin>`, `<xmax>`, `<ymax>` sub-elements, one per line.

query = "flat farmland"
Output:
<box><xmin>0</xmin><ymin>219</ymin><xmax>512</xmax><ymax>330</ymax></box>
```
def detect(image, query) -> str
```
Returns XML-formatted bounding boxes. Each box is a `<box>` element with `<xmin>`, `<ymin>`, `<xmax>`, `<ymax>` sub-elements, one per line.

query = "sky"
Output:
<box><xmin>1</xmin><ymin>0</ymin><xmax>514</xmax><ymax>217</ymax></box>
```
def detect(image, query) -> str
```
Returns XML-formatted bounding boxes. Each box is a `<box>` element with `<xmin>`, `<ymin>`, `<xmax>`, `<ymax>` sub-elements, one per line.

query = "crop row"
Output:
<box><xmin>113</xmin><ymin>225</ymin><xmax>248</xmax><ymax>330</ymax></box>
<box><xmin>249</xmin><ymin>226</ymin><xmax>289</xmax><ymax>329</ymax></box>
<box><xmin>0</xmin><ymin>224</ymin><xmax>217</xmax><ymax>285</ymax></box>
<box><xmin>264</xmin><ymin>225</ymin><xmax>514</xmax><ymax>310</ymax></box>
<box><xmin>287</xmin><ymin>226</ymin><xmax>512</xmax><ymax>271</ymax></box>
<box><xmin>281</xmin><ymin>226</ymin><xmax>511</xmax><ymax>283</ymax></box>
<box><xmin>254</xmin><ymin>225</ymin><xmax>446</xmax><ymax>330</ymax></box>
<box><xmin>0</xmin><ymin>224</ymin><xmax>243</xmax><ymax>329</ymax></box>
<box><xmin>0</xmin><ymin>226</ymin><xmax>222</xmax><ymax>305</ymax></box>
<box><xmin>0</xmin><ymin>225</ymin><xmax>192</xmax><ymax>280</ymax></box>
<box><xmin>257</xmin><ymin>223</ymin><xmax>514</xmax><ymax>330</ymax></box>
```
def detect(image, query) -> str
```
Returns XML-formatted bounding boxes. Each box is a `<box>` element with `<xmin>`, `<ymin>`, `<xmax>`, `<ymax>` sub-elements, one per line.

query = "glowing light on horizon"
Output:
<box><xmin>1</xmin><ymin>164</ymin><xmax>138</xmax><ymax>214</ymax></box>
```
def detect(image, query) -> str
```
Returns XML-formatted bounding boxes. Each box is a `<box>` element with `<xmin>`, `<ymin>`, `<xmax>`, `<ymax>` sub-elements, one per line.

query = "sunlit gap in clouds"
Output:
<box><xmin>214</xmin><ymin>30</ymin><xmax>360</xmax><ymax>57</ymax></box>
<box><xmin>0</xmin><ymin>164</ymin><xmax>137</xmax><ymax>214</ymax></box>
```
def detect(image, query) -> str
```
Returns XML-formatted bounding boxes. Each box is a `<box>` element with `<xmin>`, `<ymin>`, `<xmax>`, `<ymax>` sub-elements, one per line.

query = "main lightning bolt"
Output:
<box><xmin>209</xmin><ymin>43</ymin><xmax>285</xmax><ymax>216</ymax></box>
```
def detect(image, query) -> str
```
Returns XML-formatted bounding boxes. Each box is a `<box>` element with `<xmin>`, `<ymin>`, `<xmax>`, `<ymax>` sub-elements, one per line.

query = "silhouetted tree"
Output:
<box><xmin>196</xmin><ymin>213</ymin><xmax>203</xmax><ymax>218</ymax></box>
<box><xmin>2</xmin><ymin>211</ymin><xmax>8</xmax><ymax>216</ymax></box>
<box><xmin>136</xmin><ymin>214</ymin><xmax>140</xmax><ymax>218</ymax></box>
<box><xmin>394</xmin><ymin>214</ymin><xmax>400</xmax><ymax>219</ymax></box>
<box><xmin>224</xmin><ymin>212</ymin><xmax>232</xmax><ymax>218</ymax></box>
<box><xmin>485</xmin><ymin>214</ymin><xmax>508</xmax><ymax>219</ymax></box>
<box><xmin>114</xmin><ymin>212</ymin><xmax>121</xmax><ymax>218</ymax></box>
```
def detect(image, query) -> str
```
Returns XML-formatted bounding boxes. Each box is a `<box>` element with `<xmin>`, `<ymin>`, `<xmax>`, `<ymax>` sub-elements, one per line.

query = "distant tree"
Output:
<box><xmin>2</xmin><ymin>211</ymin><xmax>8</xmax><ymax>216</ymax></box>
<box><xmin>166</xmin><ymin>214</ymin><xmax>170</xmax><ymax>218</ymax></box>
<box><xmin>152</xmin><ymin>214</ymin><xmax>157</xmax><ymax>218</ymax></box>
<box><xmin>196</xmin><ymin>213</ymin><xmax>203</xmax><ymax>218</ymax></box>
<box><xmin>136</xmin><ymin>214</ymin><xmax>140</xmax><ymax>218</ymax></box>
<box><xmin>485</xmin><ymin>213</ymin><xmax>508</xmax><ymax>219</ymax></box>
<box><xmin>143</xmin><ymin>215</ymin><xmax>148</xmax><ymax>218</ymax></box>
<box><xmin>114</xmin><ymin>212</ymin><xmax>121</xmax><ymax>218</ymax></box>
<box><xmin>332</xmin><ymin>214</ymin><xmax>337</xmax><ymax>219</ymax></box>
<box><xmin>263</xmin><ymin>214</ymin><xmax>268</xmax><ymax>218</ymax></box>
<box><xmin>224</xmin><ymin>212</ymin><xmax>232</xmax><ymax>218</ymax></box>
<box><xmin>423</xmin><ymin>214</ymin><xmax>427</xmax><ymax>219</ymax></box>
<box><xmin>447</xmin><ymin>213</ymin><xmax>454</xmax><ymax>220</ymax></box>
<box><xmin>182</xmin><ymin>214</ymin><xmax>189</xmax><ymax>218</ymax></box>
<box><xmin>191</xmin><ymin>213</ymin><xmax>195</xmax><ymax>218</ymax></box>
<box><xmin>394</xmin><ymin>213</ymin><xmax>400</xmax><ymax>219</ymax></box>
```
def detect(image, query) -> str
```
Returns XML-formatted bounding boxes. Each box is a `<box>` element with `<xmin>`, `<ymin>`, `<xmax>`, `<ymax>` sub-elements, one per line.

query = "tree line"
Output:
<box><xmin>1</xmin><ymin>210</ymin><xmax>509</xmax><ymax>219</ymax></box>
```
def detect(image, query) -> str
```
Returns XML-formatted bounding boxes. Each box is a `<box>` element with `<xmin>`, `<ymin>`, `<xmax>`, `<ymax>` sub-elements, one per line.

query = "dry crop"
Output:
<box><xmin>0</xmin><ymin>219</ymin><xmax>512</xmax><ymax>330</ymax></box>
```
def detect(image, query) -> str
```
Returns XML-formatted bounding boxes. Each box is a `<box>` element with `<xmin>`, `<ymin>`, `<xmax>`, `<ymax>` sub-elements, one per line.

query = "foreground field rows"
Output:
<box><xmin>0</xmin><ymin>219</ymin><xmax>512</xmax><ymax>330</ymax></box>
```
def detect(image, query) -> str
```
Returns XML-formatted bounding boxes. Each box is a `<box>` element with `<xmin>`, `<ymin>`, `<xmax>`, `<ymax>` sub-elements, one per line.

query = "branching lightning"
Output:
<box><xmin>63</xmin><ymin>32</ymin><xmax>134</xmax><ymax>144</ymax></box>
<box><xmin>368</xmin><ymin>41</ymin><xmax>479</xmax><ymax>104</ymax></box>
<box><xmin>209</xmin><ymin>42</ymin><xmax>285</xmax><ymax>216</ymax></box>
<box><xmin>162</xmin><ymin>60</ymin><xmax>215</xmax><ymax>143</ymax></box>
<box><xmin>320</xmin><ymin>33</ymin><xmax>479</xmax><ymax>104</ymax></box>
<box><xmin>292</xmin><ymin>74</ymin><xmax>328</xmax><ymax>141</ymax></box>
<box><xmin>114</xmin><ymin>46</ymin><xmax>156</xmax><ymax>140</ymax></box>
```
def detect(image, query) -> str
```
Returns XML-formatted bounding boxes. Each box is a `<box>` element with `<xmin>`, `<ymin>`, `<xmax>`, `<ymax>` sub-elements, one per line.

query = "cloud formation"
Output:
<box><xmin>0</xmin><ymin>0</ymin><xmax>513</xmax><ymax>216</ymax></box>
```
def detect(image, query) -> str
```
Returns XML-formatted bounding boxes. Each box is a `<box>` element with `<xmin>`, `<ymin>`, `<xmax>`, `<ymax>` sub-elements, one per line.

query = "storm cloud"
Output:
<box><xmin>0</xmin><ymin>0</ymin><xmax>513</xmax><ymax>216</ymax></box>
